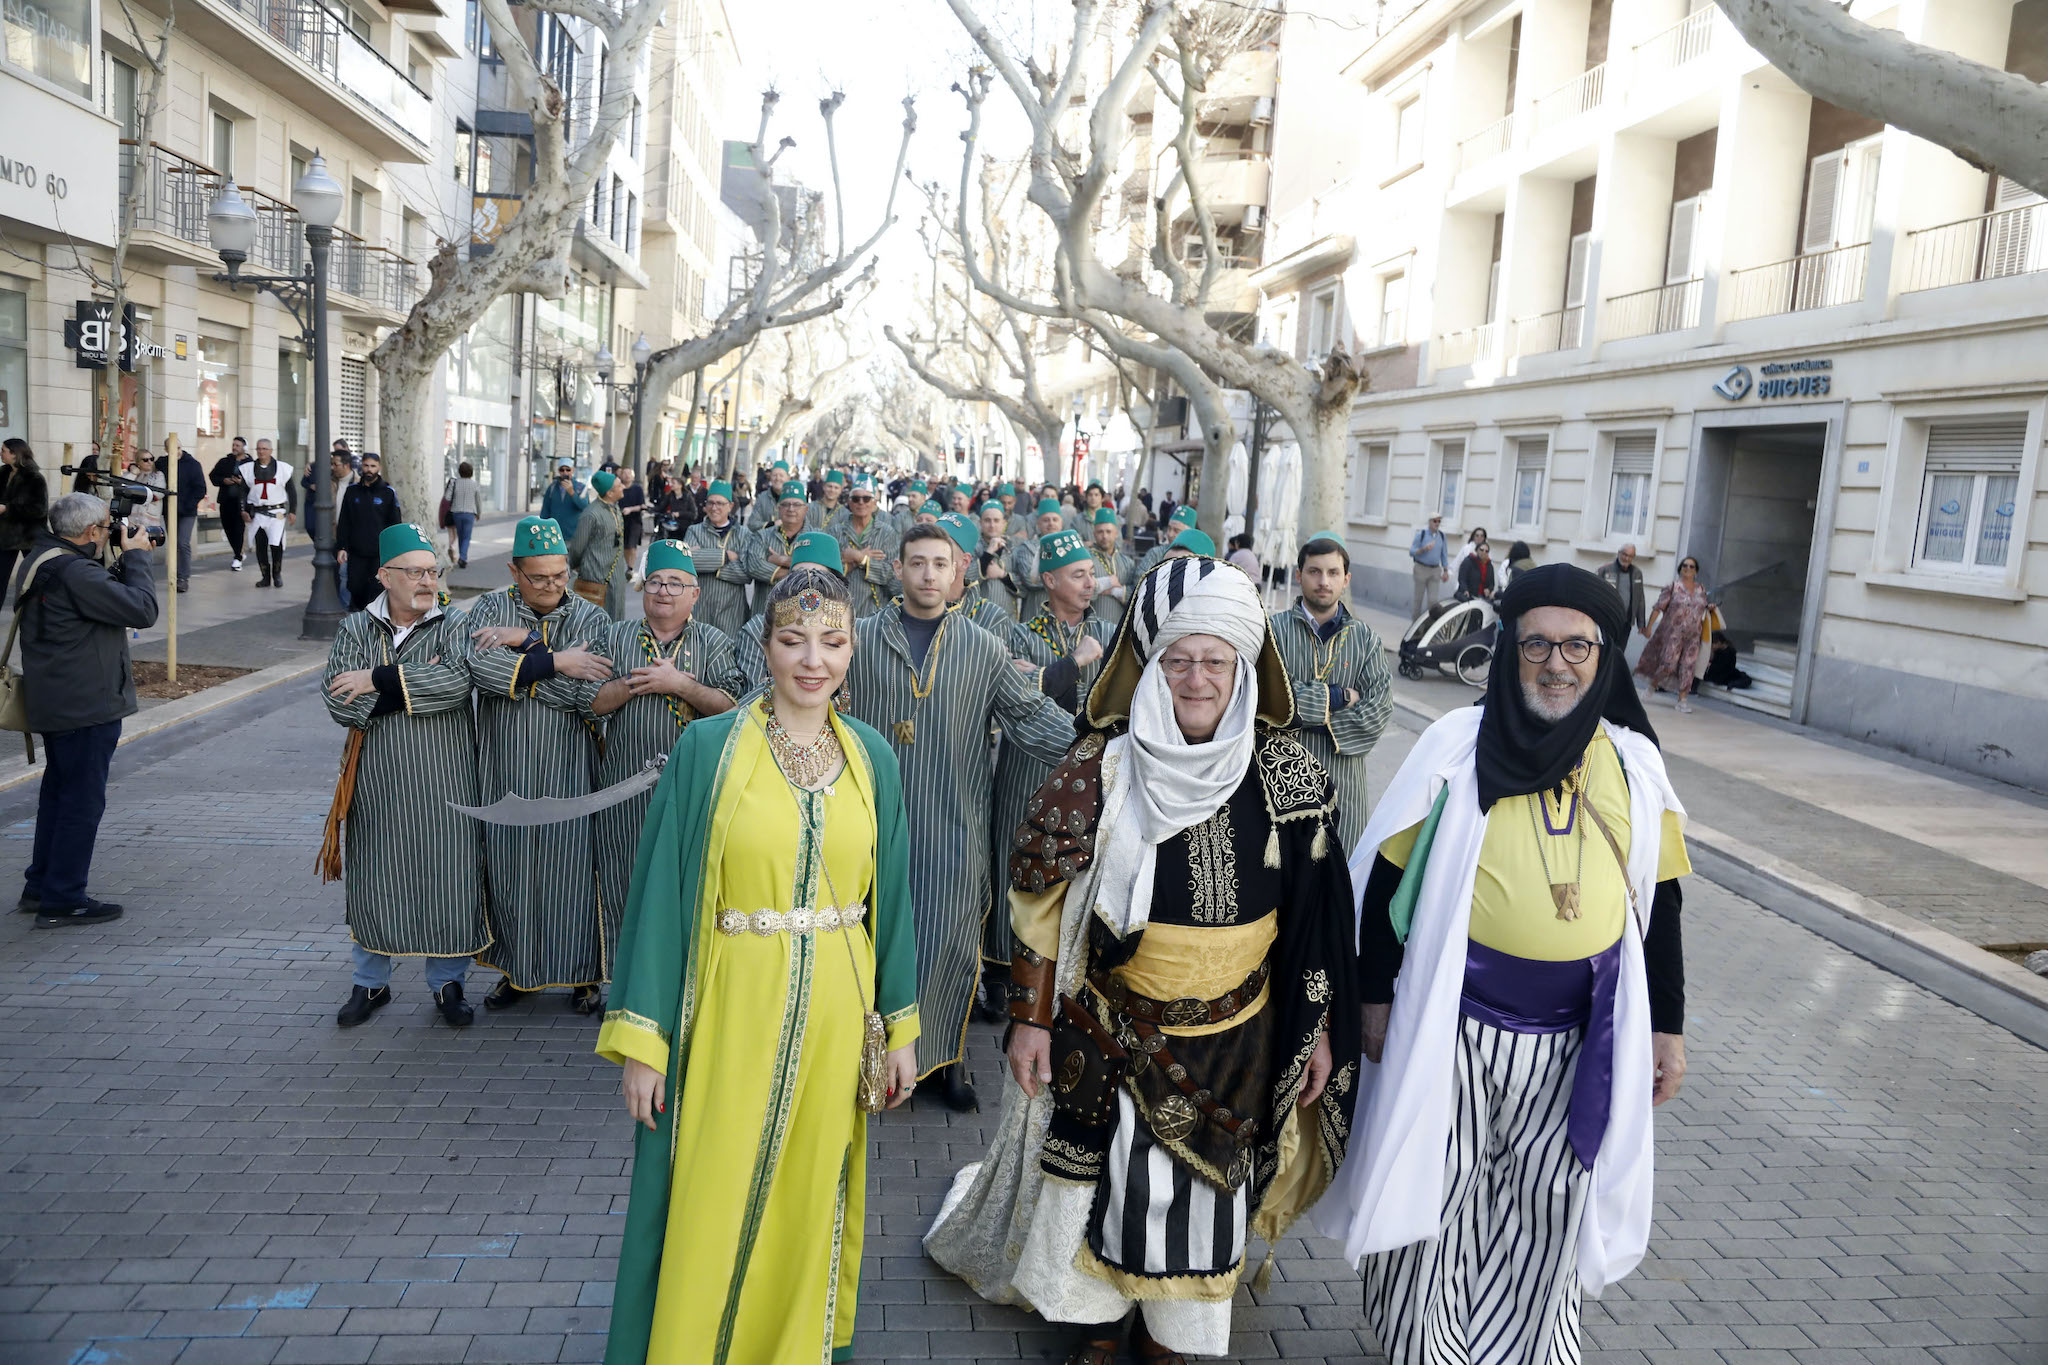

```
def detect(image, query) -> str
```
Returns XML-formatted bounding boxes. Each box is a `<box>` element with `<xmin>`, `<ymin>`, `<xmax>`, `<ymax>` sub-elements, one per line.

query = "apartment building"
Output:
<box><xmin>1</xmin><ymin>0</ymin><xmax>451</xmax><ymax>481</ymax></box>
<box><xmin>1260</xmin><ymin>0</ymin><xmax>2048</xmax><ymax>789</ymax></box>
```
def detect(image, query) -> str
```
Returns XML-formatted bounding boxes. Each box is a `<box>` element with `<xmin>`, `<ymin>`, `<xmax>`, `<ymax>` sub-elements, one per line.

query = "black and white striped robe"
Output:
<box><xmin>465</xmin><ymin>588</ymin><xmax>611</xmax><ymax>990</ymax></box>
<box><xmin>682</xmin><ymin>518</ymin><xmax>755</xmax><ymax>642</ymax></box>
<box><xmin>846</xmin><ymin>604</ymin><xmax>1076</xmax><ymax>1076</ymax></box>
<box><xmin>981</xmin><ymin>606</ymin><xmax>1114</xmax><ymax>964</ymax></box>
<box><xmin>1268</xmin><ymin>602</ymin><xmax>1395</xmax><ymax>853</ymax></box>
<box><xmin>323</xmin><ymin>601</ymin><xmax>488</xmax><ymax>959</ymax></box>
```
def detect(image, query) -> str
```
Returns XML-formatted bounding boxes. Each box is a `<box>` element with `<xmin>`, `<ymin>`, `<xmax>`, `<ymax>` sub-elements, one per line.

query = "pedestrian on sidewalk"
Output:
<box><xmin>1409</xmin><ymin>513</ymin><xmax>1450</xmax><ymax>618</ymax></box>
<box><xmin>209</xmin><ymin>438</ymin><xmax>250</xmax><ymax>570</ymax></box>
<box><xmin>1636</xmin><ymin>555</ymin><xmax>1710</xmax><ymax>713</ymax></box>
<box><xmin>567</xmin><ymin>471</ymin><xmax>627</xmax><ymax>620</ymax></box>
<box><xmin>1326</xmin><ymin>562</ymin><xmax>1690</xmax><ymax>1365</ymax></box>
<box><xmin>322</xmin><ymin>523</ymin><xmax>487</xmax><ymax>1029</ymax></box>
<box><xmin>334</xmin><ymin>454</ymin><xmax>402</xmax><ymax>611</ymax></box>
<box><xmin>618</xmin><ymin>467</ymin><xmax>644</xmax><ymax>583</ymax></box>
<box><xmin>16</xmin><ymin>493</ymin><xmax>159</xmax><ymax>928</ymax></box>
<box><xmin>0</xmin><ymin>438</ymin><xmax>51</xmax><ymax>601</ymax></box>
<box><xmin>174</xmin><ymin>441</ymin><xmax>206</xmax><ymax>594</ymax></box>
<box><xmin>446</xmin><ymin>461</ymin><xmax>482</xmax><ymax>568</ymax></box>
<box><xmin>1598</xmin><ymin>542</ymin><xmax>1648</xmax><ymax>640</ymax></box>
<box><xmin>540</xmin><ymin>460</ymin><xmax>589</xmax><ymax>541</ymax></box>
<box><xmin>239</xmin><ymin>440</ymin><xmax>295</xmax><ymax>588</ymax></box>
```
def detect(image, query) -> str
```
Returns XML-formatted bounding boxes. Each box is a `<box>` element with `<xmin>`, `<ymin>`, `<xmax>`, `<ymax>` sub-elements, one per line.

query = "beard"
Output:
<box><xmin>1521</xmin><ymin>671</ymin><xmax>1586</xmax><ymax>722</ymax></box>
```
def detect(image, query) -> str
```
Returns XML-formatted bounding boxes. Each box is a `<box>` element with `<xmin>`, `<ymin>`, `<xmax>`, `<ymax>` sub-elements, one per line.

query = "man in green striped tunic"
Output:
<box><xmin>681</xmin><ymin>478</ymin><xmax>753</xmax><ymax>641</ymax></box>
<box><xmin>846</xmin><ymin>521</ymin><xmax>1073</xmax><ymax>1112</ymax></box>
<box><xmin>1267</xmin><ymin>532</ymin><xmax>1394</xmax><ymax>852</ymax></box>
<box><xmin>1064</xmin><ymin>480</ymin><xmax>1109</xmax><ymax>531</ymax></box>
<box><xmin>966</xmin><ymin>500</ymin><xmax>1023</xmax><ymax>622</ymax></box>
<box><xmin>1011</xmin><ymin>498</ymin><xmax>1068</xmax><ymax>622</ymax></box>
<box><xmin>892</xmin><ymin>479</ymin><xmax>930</xmax><ymax>535</ymax></box>
<box><xmin>832</xmin><ymin>476</ymin><xmax>899</xmax><ymax>616</ymax></box>
<box><xmin>938</xmin><ymin>512</ymin><xmax>1016</xmax><ymax>641</ymax></box>
<box><xmin>995</xmin><ymin>481</ymin><xmax>1030</xmax><ymax>537</ymax></box>
<box><xmin>324</xmin><ymin>523</ymin><xmax>487</xmax><ymax>1030</ymax></box>
<box><xmin>731</xmin><ymin>530</ymin><xmax>844</xmax><ymax>696</ymax></box>
<box><xmin>464</xmin><ymin>516</ymin><xmax>617</xmax><ymax>1014</ymax></box>
<box><xmin>978</xmin><ymin>529</ymin><xmax>1114</xmax><ymax>1004</ymax></box>
<box><xmin>567</xmin><ymin>471</ymin><xmax>628</xmax><ymax>620</ymax></box>
<box><xmin>1133</xmin><ymin>502</ymin><xmax>1199</xmax><ymax>582</ymax></box>
<box><xmin>1087</xmin><ymin>506</ymin><xmax>1136</xmax><ymax>614</ymax></box>
<box><xmin>807</xmin><ymin>468</ymin><xmax>848</xmax><ymax>531</ymax></box>
<box><xmin>585</xmin><ymin>540</ymin><xmax>740</xmax><ymax>974</ymax></box>
<box><xmin>745</xmin><ymin>480</ymin><xmax>811</xmax><ymax>599</ymax></box>
<box><xmin>745</xmin><ymin>461</ymin><xmax>791</xmax><ymax>530</ymax></box>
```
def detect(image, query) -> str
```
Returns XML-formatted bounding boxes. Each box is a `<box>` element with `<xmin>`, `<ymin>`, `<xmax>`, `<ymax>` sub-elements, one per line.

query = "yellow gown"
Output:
<box><xmin>599</xmin><ymin>715</ymin><xmax>913</xmax><ymax>1364</ymax></box>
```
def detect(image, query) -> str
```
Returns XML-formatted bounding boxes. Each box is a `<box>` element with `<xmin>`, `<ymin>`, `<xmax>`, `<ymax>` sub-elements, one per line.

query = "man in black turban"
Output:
<box><xmin>1315</xmin><ymin>563</ymin><xmax>1694</xmax><ymax>1365</ymax></box>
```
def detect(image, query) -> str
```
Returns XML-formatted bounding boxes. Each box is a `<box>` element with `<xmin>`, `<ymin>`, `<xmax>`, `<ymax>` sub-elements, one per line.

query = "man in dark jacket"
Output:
<box><xmin>334</xmin><ymin>453</ymin><xmax>403</xmax><ymax>609</ymax></box>
<box><xmin>175</xmin><ymin>440</ymin><xmax>207</xmax><ymax>592</ymax></box>
<box><xmin>209</xmin><ymin>437</ymin><xmax>250</xmax><ymax>569</ymax></box>
<box><xmin>17</xmin><ymin>492</ymin><xmax>158</xmax><ymax>927</ymax></box>
<box><xmin>1598</xmin><ymin>542</ymin><xmax>1649</xmax><ymax>641</ymax></box>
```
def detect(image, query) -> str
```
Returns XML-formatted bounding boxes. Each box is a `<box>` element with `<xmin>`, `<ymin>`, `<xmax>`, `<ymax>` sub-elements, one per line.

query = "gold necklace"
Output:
<box><xmin>1528</xmin><ymin>756</ymin><xmax>1589</xmax><ymax>921</ymax></box>
<box><xmin>894</xmin><ymin>609</ymin><xmax>950</xmax><ymax>746</ymax></box>
<box><xmin>764</xmin><ymin>698</ymin><xmax>842</xmax><ymax>790</ymax></box>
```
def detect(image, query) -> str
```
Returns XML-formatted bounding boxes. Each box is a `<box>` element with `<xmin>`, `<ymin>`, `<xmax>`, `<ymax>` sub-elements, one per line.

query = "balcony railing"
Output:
<box><xmin>1604</xmin><ymin>278</ymin><xmax>1703</xmax><ymax>338</ymax></box>
<box><xmin>1534</xmin><ymin>64</ymin><xmax>1607</xmax><ymax>134</ymax></box>
<box><xmin>1456</xmin><ymin>111</ymin><xmax>1519</xmax><ymax>174</ymax></box>
<box><xmin>118</xmin><ymin>141</ymin><xmax>229</xmax><ymax>250</ymax></box>
<box><xmin>1634</xmin><ymin>5</ymin><xmax>1720</xmax><ymax>82</ymax></box>
<box><xmin>1512</xmin><ymin>305</ymin><xmax>1584</xmax><ymax>357</ymax></box>
<box><xmin>1727</xmin><ymin>243</ymin><xmax>1869</xmax><ymax>319</ymax></box>
<box><xmin>203</xmin><ymin>0</ymin><xmax>431</xmax><ymax>148</ymax></box>
<box><xmin>1433</xmin><ymin>322</ymin><xmax>1502</xmax><ymax>369</ymax></box>
<box><xmin>1904</xmin><ymin>200</ymin><xmax>2048</xmax><ymax>291</ymax></box>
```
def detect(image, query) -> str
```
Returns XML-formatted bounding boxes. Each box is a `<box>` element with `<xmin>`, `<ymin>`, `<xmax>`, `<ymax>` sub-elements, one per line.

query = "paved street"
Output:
<box><xmin>0</xmin><ymin>686</ymin><xmax>2043</xmax><ymax>1364</ymax></box>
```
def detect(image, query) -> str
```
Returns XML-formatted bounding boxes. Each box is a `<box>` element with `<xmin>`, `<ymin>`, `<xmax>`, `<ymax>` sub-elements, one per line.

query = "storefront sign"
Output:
<box><xmin>1713</xmin><ymin>357</ymin><xmax>1834</xmax><ymax>403</ymax></box>
<box><xmin>62</xmin><ymin>300</ymin><xmax>170</xmax><ymax>370</ymax></box>
<box><xmin>0</xmin><ymin>79</ymin><xmax>117</xmax><ymax>245</ymax></box>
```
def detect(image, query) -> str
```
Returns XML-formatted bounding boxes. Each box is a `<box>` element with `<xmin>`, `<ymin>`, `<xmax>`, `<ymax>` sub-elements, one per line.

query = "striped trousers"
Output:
<box><xmin>1363</xmin><ymin>1016</ymin><xmax>1590</xmax><ymax>1365</ymax></box>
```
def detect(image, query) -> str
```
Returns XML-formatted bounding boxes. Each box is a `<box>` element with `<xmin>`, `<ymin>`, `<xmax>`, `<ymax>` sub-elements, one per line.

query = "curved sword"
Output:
<box><xmin>450</xmin><ymin>753</ymin><xmax>668</xmax><ymax>826</ymax></box>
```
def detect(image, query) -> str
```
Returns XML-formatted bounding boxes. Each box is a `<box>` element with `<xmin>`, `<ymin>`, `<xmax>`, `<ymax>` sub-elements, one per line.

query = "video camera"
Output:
<box><xmin>60</xmin><ymin>465</ymin><xmax>168</xmax><ymax>551</ymax></box>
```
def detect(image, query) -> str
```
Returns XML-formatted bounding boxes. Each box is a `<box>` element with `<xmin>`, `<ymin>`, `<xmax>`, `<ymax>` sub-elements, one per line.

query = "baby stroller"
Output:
<box><xmin>1398</xmin><ymin>594</ymin><xmax>1498</xmax><ymax>688</ymax></box>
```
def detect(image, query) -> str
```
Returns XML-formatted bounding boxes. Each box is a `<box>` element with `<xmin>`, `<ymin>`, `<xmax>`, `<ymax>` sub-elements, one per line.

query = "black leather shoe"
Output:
<box><xmin>436</xmin><ymin>981</ymin><xmax>474</xmax><ymax>1028</ymax></box>
<box><xmin>936</xmin><ymin>1064</ymin><xmax>980</xmax><ymax>1113</ymax></box>
<box><xmin>336</xmin><ymin>984</ymin><xmax>391</xmax><ymax>1027</ymax></box>
<box><xmin>35</xmin><ymin>898</ymin><xmax>123</xmax><ymax>928</ymax></box>
<box><xmin>17</xmin><ymin>894</ymin><xmax>39</xmax><ymax>914</ymax></box>
<box><xmin>483</xmin><ymin>977</ymin><xmax>523</xmax><ymax>1011</ymax></box>
<box><xmin>569</xmin><ymin>985</ymin><xmax>603</xmax><ymax>1016</ymax></box>
<box><xmin>974</xmin><ymin>972</ymin><xmax>1008</xmax><ymax>1023</ymax></box>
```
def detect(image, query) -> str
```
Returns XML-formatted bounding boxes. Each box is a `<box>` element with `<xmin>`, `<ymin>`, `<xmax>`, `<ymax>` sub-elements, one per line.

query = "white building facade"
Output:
<box><xmin>1261</xmin><ymin>0</ymin><xmax>2048</xmax><ymax>790</ymax></box>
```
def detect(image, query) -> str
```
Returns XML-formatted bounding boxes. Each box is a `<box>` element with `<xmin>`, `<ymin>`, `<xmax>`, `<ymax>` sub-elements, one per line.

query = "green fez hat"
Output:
<box><xmin>779</xmin><ymin>480</ymin><xmax>808</xmax><ymax>504</ymax></box>
<box><xmin>1039</xmin><ymin>528</ymin><xmax>1091</xmax><ymax>572</ymax></box>
<box><xmin>824</xmin><ymin>469</ymin><xmax>845</xmax><ymax>485</ymax></box>
<box><xmin>705</xmin><ymin>479</ymin><xmax>734</xmax><ymax>501</ymax></box>
<box><xmin>512</xmin><ymin>516</ymin><xmax>567</xmax><ymax>557</ymax></box>
<box><xmin>1036</xmin><ymin>497</ymin><xmax>1062</xmax><ymax>517</ymax></box>
<box><xmin>1303</xmin><ymin>529</ymin><xmax>1347</xmax><ymax>551</ymax></box>
<box><xmin>937</xmin><ymin>512</ymin><xmax>979</xmax><ymax>556</ymax></box>
<box><xmin>1170</xmin><ymin>529</ymin><xmax>1218</xmax><ymax>557</ymax></box>
<box><xmin>909</xmin><ymin>480</ymin><xmax>929</xmax><ymax>495</ymax></box>
<box><xmin>789</xmin><ymin>530</ymin><xmax>844</xmax><ymax>573</ymax></box>
<box><xmin>1087</xmin><ymin>479</ymin><xmax>1105</xmax><ymax>492</ymax></box>
<box><xmin>378</xmin><ymin>522</ymin><xmax>436</xmax><ymax>565</ymax></box>
<box><xmin>998</xmin><ymin>482</ymin><xmax>1016</xmax><ymax>496</ymax></box>
<box><xmin>1091</xmin><ymin>507</ymin><xmax>1118</xmax><ymax>526</ymax></box>
<box><xmin>980</xmin><ymin>500</ymin><xmax>1005</xmax><ymax>517</ymax></box>
<box><xmin>590</xmin><ymin>470</ymin><xmax>616</xmax><ymax>495</ymax></box>
<box><xmin>1170</xmin><ymin>504</ymin><xmax>1198</xmax><ymax>527</ymax></box>
<box><xmin>642</xmin><ymin>538</ymin><xmax>696</xmax><ymax>577</ymax></box>
<box><xmin>773</xmin><ymin>460</ymin><xmax>790</xmax><ymax>471</ymax></box>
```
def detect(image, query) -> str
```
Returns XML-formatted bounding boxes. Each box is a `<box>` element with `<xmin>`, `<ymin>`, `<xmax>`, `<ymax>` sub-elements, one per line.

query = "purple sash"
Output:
<box><xmin>1460</xmin><ymin>939</ymin><xmax>1620</xmax><ymax>1169</ymax></box>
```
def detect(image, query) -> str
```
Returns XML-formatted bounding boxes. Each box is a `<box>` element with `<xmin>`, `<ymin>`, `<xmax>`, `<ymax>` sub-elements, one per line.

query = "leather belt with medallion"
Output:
<box><xmin>1088</xmin><ymin>961</ymin><xmax>1271</xmax><ymax>1028</ymax></box>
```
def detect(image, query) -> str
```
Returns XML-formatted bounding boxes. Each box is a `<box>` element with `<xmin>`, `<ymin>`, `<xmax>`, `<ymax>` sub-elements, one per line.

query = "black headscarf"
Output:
<box><xmin>1475</xmin><ymin>563</ymin><xmax>1658</xmax><ymax>810</ymax></box>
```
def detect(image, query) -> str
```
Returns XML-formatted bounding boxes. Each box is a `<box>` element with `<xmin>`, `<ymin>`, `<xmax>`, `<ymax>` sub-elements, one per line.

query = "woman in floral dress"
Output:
<box><xmin>1634</xmin><ymin>555</ymin><xmax>1710</xmax><ymax>712</ymax></box>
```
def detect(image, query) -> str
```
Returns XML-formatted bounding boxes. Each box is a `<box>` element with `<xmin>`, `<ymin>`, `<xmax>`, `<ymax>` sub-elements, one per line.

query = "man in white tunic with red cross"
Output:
<box><xmin>238</xmin><ymin>438</ymin><xmax>297</xmax><ymax>589</ymax></box>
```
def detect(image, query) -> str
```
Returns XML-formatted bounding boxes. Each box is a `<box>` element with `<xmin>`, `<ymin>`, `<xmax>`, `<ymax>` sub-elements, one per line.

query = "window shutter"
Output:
<box><xmin>339</xmin><ymin>357</ymin><xmax>367</xmax><ymax>450</ymax></box>
<box><xmin>1666</xmin><ymin>196</ymin><xmax>1700</xmax><ymax>283</ymax></box>
<box><xmin>1924</xmin><ymin>418</ymin><xmax>2027</xmax><ymax>473</ymax></box>
<box><xmin>1610</xmin><ymin>432</ymin><xmax>1656</xmax><ymax>475</ymax></box>
<box><xmin>1985</xmin><ymin>176</ymin><xmax>2041</xmax><ymax>278</ymax></box>
<box><xmin>1515</xmin><ymin>435</ymin><xmax>1549</xmax><ymax>470</ymax></box>
<box><xmin>1564</xmin><ymin>234</ymin><xmax>1589</xmax><ymax>307</ymax></box>
<box><xmin>1802</xmin><ymin>150</ymin><xmax>1843</xmax><ymax>253</ymax></box>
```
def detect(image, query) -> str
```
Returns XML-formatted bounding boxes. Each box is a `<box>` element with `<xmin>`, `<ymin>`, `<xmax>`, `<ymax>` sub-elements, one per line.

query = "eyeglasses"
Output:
<box><xmin>517</xmin><ymin>569</ymin><xmax>569</xmax><ymax>587</ymax></box>
<box><xmin>1159</xmin><ymin>656</ymin><xmax>1235</xmax><ymax>678</ymax></box>
<box><xmin>385</xmin><ymin>567</ymin><xmax>440</xmax><ymax>584</ymax></box>
<box><xmin>1517</xmin><ymin>637</ymin><xmax>1600</xmax><ymax>665</ymax></box>
<box><xmin>644</xmin><ymin>579</ymin><xmax>695</xmax><ymax>596</ymax></box>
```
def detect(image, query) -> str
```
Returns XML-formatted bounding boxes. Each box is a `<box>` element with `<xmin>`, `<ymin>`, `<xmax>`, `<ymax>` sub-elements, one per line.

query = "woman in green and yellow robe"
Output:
<box><xmin>596</xmin><ymin>696</ymin><xmax>920</xmax><ymax>1365</ymax></box>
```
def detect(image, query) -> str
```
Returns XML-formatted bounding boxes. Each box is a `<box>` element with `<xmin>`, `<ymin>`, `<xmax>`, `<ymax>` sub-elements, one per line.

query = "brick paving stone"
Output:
<box><xmin>2</xmin><ymin>682</ymin><xmax>2045</xmax><ymax>1365</ymax></box>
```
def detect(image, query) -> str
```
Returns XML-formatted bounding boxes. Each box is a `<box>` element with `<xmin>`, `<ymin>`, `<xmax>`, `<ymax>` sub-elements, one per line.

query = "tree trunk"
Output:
<box><xmin>1298</xmin><ymin>402</ymin><xmax>1351</xmax><ymax>548</ymax></box>
<box><xmin>376</xmin><ymin>351</ymin><xmax>440</xmax><ymax>546</ymax></box>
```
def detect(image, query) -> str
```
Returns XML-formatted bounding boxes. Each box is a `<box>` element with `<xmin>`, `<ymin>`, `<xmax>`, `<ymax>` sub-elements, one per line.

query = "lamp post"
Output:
<box><xmin>594</xmin><ymin>334</ymin><xmax>654</xmax><ymax>473</ymax></box>
<box><xmin>208</xmin><ymin>153</ymin><xmax>346</xmax><ymax>640</ymax></box>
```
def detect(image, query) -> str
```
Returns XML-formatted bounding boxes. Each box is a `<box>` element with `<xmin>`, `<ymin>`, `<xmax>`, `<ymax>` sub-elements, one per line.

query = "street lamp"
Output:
<box><xmin>208</xmin><ymin>152</ymin><xmax>347</xmax><ymax>640</ymax></box>
<box><xmin>594</xmin><ymin>334</ymin><xmax>655</xmax><ymax>471</ymax></box>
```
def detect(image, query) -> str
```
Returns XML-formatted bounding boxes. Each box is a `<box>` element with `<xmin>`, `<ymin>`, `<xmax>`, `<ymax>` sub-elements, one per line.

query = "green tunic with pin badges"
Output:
<box><xmin>467</xmin><ymin>516</ymin><xmax>615</xmax><ymax>990</ymax></box>
<box><xmin>831</xmin><ymin>502</ymin><xmax>900</xmax><ymax>618</ymax></box>
<box><xmin>1268</xmin><ymin>595</ymin><xmax>1394</xmax><ymax>853</ymax></box>
<box><xmin>324</xmin><ymin>523</ymin><xmax>488</xmax><ymax>961</ymax></box>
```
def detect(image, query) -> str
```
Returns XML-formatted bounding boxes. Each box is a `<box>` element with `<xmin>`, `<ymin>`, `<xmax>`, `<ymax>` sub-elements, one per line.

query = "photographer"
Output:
<box><xmin>16</xmin><ymin>492</ymin><xmax>159</xmax><ymax>928</ymax></box>
<box><xmin>539</xmin><ymin>460</ymin><xmax>588</xmax><ymax>540</ymax></box>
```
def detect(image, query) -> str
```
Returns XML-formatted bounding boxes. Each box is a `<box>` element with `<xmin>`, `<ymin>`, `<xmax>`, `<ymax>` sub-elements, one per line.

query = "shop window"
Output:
<box><xmin>0</xmin><ymin>287</ymin><xmax>28</xmax><ymax>449</ymax></box>
<box><xmin>1915</xmin><ymin>418</ymin><xmax>2026</xmax><ymax>573</ymax></box>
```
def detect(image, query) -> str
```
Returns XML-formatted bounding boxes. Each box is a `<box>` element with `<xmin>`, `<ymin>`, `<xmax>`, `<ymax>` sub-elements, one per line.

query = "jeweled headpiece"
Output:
<box><xmin>770</xmin><ymin>573</ymin><xmax>852</xmax><ymax>630</ymax></box>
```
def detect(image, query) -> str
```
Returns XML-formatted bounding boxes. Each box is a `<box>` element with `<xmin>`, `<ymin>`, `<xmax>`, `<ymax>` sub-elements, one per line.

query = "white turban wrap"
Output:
<box><xmin>1092</xmin><ymin>558</ymin><xmax>1268</xmax><ymax>938</ymax></box>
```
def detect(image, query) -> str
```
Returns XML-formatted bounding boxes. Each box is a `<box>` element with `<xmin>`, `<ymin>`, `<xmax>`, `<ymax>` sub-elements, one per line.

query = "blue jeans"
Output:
<box><xmin>452</xmin><ymin>511</ymin><xmax>476</xmax><ymax>562</ymax></box>
<box><xmin>351</xmin><ymin>943</ymin><xmax>470</xmax><ymax>993</ymax></box>
<box><xmin>25</xmin><ymin>720</ymin><xmax>122</xmax><ymax>907</ymax></box>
